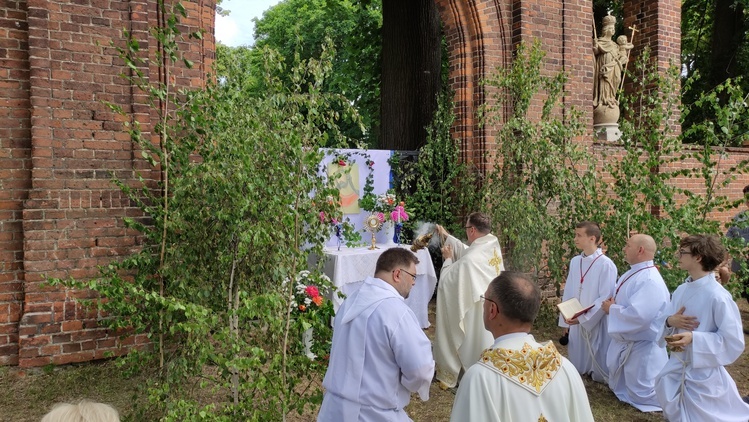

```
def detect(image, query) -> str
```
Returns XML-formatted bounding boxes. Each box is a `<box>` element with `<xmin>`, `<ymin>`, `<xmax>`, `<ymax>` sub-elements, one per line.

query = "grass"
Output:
<box><xmin>3</xmin><ymin>300</ymin><xmax>748</xmax><ymax>421</ymax></box>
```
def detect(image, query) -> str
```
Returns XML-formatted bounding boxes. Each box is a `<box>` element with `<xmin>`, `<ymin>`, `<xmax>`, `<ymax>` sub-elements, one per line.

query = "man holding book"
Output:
<box><xmin>558</xmin><ymin>221</ymin><xmax>617</xmax><ymax>383</ymax></box>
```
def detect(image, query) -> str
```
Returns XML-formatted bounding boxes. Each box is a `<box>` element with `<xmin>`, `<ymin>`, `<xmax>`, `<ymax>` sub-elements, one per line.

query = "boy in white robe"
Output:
<box><xmin>655</xmin><ymin>234</ymin><xmax>749</xmax><ymax>421</ymax></box>
<box><xmin>602</xmin><ymin>234</ymin><xmax>670</xmax><ymax>412</ymax></box>
<box><xmin>318</xmin><ymin>248</ymin><xmax>434</xmax><ymax>422</ymax></box>
<box><xmin>450</xmin><ymin>271</ymin><xmax>594</xmax><ymax>422</ymax></box>
<box><xmin>434</xmin><ymin>212</ymin><xmax>504</xmax><ymax>389</ymax></box>
<box><xmin>558</xmin><ymin>221</ymin><xmax>616</xmax><ymax>383</ymax></box>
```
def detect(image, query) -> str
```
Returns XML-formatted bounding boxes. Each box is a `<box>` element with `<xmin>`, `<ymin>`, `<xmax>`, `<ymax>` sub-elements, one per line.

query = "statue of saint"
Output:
<box><xmin>593</xmin><ymin>15</ymin><xmax>629</xmax><ymax>125</ymax></box>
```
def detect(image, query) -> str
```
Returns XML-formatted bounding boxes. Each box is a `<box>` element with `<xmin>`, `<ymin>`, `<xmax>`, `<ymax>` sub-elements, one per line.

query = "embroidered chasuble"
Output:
<box><xmin>655</xmin><ymin>273</ymin><xmax>749</xmax><ymax>421</ymax></box>
<box><xmin>435</xmin><ymin>233</ymin><xmax>504</xmax><ymax>388</ymax></box>
<box><xmin>450</xmin><ymin>333</ymin><xmax>594</xmax><ymax>421</ymax></box>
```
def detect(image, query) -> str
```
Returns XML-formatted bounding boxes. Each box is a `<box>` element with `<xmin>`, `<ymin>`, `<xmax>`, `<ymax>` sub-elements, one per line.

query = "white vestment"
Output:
<box><xmin>655</xmin><ymin>273</ymin><xmax>749</xmax><ymax>421</ymax></box>
<box><xmin>450</xmin><ymin>333</ymin><xmax>595</xmax><ymax>422</ymax></box>
<box><xmin>558</xmin><ymin>249</ymin><xmax>616</xmax><ymax>383</ymax></box>
<box><xmin>435</xmin><ymin>233</ymin><xmax>504</xmax><ymax>387</ymax></box>
<box><xmin>318</xmin><ymin>277</ymin><xmax>434</xmax><ymax>422</ymax></box>
<box><xmin>607</xmin><ymin>260</ymin><xmax>670</xmax><ymax>412</ymax></box>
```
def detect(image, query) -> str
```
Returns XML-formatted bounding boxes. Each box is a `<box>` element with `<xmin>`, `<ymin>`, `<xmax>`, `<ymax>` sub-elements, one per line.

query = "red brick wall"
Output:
<box><xmin>0</xmin><ymin>0</ymin><xmax>215</xmax><ymax>367</ymax></box>
<box><xmin>0</xmin><ymin>0</ymin><xmax>32</xmax><ymax>366</ymax></box>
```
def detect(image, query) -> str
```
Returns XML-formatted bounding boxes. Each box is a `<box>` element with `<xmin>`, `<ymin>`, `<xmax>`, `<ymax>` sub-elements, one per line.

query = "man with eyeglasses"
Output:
<box><xmin>450</xmin><ymin>271</ymin><xmax>594</xmax><ymax>421</ymax></box>
<box><xmin>655</xmin><ymin>234</ymin><xmax>749</xmax><ymax>421</ymax></box>
<box><xmin>318</xmin><ymin>248</ymin><xmax>434</xmax><ymax>422</ymax></box>
<box><xmin>602</xmin><ymin>233</ymin><xmax>670</xmax><ymax>412</ymax></box>
<box><xmin>433</xmin><ymin>212</ymin><xmax>505</xmax><ymax>390</ymax></box>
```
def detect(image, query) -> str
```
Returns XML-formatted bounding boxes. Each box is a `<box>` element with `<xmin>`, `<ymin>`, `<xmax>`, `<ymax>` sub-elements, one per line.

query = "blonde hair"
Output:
<box><xmin>41</xmin><ymin>400</ymin><xmax>120</xmax><ymax>422</ymax></box>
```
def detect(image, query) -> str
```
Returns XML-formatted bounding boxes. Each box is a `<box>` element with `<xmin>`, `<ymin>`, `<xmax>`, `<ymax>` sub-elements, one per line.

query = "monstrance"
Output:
<box><xmin>364</xmin><ymin>214</ymin><xmax>383</xmax><ymax>250</ymax></box>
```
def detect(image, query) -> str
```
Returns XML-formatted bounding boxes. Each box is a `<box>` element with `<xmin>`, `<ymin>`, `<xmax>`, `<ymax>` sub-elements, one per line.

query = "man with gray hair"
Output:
<box><xmin>450</xmin><ymin>271</ymin><xmax>594</xmax><ymax>421</ymax></box>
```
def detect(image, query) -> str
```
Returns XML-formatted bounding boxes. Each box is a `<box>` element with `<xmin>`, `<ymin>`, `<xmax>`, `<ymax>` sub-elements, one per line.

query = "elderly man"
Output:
<box><xmin>602</xmin><ymin>234</ymin><xmax>670</xmax><ymax>412</ymax></box>
<box><xmin>434</xmin><ymin>212</ymin><xmax>505</xmax><ymax>389</ymax></box>
<box><xmin>318</xmin><ymin>248</ymin><xmax>434</xmax><ymax>422</ymax></box>
<box><xmin>450</xmin><ymin>271</ymin><xmax>595</xmax><ymax>421</ymax></box>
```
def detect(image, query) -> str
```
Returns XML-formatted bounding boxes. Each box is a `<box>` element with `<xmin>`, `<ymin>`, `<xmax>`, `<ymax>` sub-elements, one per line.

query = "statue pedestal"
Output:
<box><xmin>594</xmin><ymin>124</ymin><xmax>621</xmax><ymax>142</ymax></box>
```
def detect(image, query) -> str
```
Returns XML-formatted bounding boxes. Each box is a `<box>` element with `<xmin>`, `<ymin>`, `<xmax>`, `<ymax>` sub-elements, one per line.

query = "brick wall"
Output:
<box><xmin>0</xmin><ymin>0</ymin><xmax>214</xmax><ymax>367</ymax></box>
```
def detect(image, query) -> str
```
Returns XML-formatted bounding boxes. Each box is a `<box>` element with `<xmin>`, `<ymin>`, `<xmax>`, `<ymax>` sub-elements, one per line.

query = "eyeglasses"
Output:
<box><xmin>464</xmin><ymin>226</ymin><xmax>474</xmax><ymax>230</ymax></box>
<box><xmin>480</xmin><ymin>294</ymin><xmax>498</xmax><ymax>308</ymax></box>
<box><xmin>677</xmin><ymin>249</ymin><xmax>692</xmax><ymax>257</ymax></box>
<box><xmin>399</xmin><ymin>268</ymin><xmax>417</xmax><ymax>280</ymax></box>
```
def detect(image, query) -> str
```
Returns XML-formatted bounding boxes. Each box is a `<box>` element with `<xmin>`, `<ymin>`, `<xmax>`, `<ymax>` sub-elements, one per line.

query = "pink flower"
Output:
<box><xmin>376</xmin><ymin>212</ymin><xmax>385</xmax><ymax>223</ymax></box>
<box><xmin>331</xmin><ymin>218</ymin><xmax>338</xmax><ymax>225</ymax></box>
<box><xmin>338</xmin><ymin>160</ymin><xmax>346</xmax><ymax>166</ymax></box>
<box><xmin>390</xmin><ymin>205</ymin><xmax>409</xmax><ymax>222</ymax></box>
<box><xmin>319</xmin><ymin>212</ymin><xmax>326</xmax><ymax>223</ymax></box>
<box><xmin>305</xmin><ymin>285</ymin><xmax>320</xmax><ymax>298</ymax></box>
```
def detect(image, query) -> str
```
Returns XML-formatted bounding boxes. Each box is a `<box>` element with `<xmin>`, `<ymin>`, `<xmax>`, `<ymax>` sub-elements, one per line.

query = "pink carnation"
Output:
<box><xmin>376</xmin><ymin>212</ymin><xmax>385</xmax><ymax>223</ymax></box>
<box><xmin>390</xmin><ymin>205</ymin><xmax>409</xmax><ymax>222</ymax></box>
<box><xmin>305</xmin><ymin>285</ymin><xmax>320</xmax><ymax>298</ymax></box>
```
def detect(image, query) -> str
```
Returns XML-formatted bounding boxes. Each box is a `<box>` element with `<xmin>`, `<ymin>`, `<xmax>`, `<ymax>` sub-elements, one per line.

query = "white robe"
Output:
<box><xmin>606</xmin><ymin>260</ymin><xmax>670</xmax><ymax>412</ymax></box>
<box><xmin>435</xmin><ymin>233</ymin><xmax>504</xmax><ymax>387</ymax></box>
<box><xmin>558</xmin><ymin>249</ymin><xmax>616</xmax><ymax>383</ymax></box>
<box><xmin>450</xmin><ymin>333</ymin><xmax>595</xmax><ymax>422</ymax></box>
<box><xmin>318</xmin><ymin>277</ymin><xmax>434</xmax><ymax>422</ymax></box>
<box><xmin>655</xmin><ymin>273</ymin><xmax>749</xmax><ymax>421</ymax></box>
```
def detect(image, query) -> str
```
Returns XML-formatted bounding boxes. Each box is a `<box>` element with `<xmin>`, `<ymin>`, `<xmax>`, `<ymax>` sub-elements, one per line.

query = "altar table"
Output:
<box><xmin>320</xmin><ymin>244</ymin><xmax>437</xmax><ymax>329</ymax></box>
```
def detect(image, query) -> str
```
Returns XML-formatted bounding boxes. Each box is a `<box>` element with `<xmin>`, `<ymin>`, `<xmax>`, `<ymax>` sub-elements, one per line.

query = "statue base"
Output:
<box><xmin>594</xmin><ymin>124</ymin><xmax>621</xmax><ymax>142</ymax></box>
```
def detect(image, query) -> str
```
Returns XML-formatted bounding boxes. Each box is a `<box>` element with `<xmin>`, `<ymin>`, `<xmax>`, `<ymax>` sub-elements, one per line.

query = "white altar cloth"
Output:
<box><xmin>320</xmin><ymin>245</ymin><xmax>437</xmax><ymax>329</ymax></box>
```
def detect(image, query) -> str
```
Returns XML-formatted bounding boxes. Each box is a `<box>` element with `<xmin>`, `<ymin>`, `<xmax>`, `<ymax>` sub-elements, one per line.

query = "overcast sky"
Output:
<box><xmin>215</xmin><ymin>0</ymin><xmax>283</xmax><ymax>47</ymax></box>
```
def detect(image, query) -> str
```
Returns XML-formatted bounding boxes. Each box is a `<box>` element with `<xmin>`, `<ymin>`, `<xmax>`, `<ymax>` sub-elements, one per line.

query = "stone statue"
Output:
<box><xmin>593</xmin><ymin>14</ymin><xmax>629</xmax><ymax>126</ymax></box>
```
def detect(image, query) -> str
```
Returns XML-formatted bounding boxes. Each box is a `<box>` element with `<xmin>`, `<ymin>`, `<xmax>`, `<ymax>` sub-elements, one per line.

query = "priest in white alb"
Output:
<box><xmin>558</xmin><ymin>221</ymin><xmax>617</xmax><ymax>383</ymax></box>
<box><xmin>434</xmin><ymin>212</ymin><xmax>504</xmax><ymax>389</ymax></box>
<box><xmin>450</xmin><ymin>271</ymin><xmax>595</xmax><ymax>422</ymax></box>
<box><xmin>655</xmin><ymin>234</ymin><xmax>749</xmax><ymax>421</ymax></box>
<box><xmin>318</xmin><ymin>248</ymin><xmax>434</xmax><ymax>422</ymax></box>
<box><xmin>602</xmin><ymin>234</ymin><xmax>670</xmax><ymax>412</ymax></box>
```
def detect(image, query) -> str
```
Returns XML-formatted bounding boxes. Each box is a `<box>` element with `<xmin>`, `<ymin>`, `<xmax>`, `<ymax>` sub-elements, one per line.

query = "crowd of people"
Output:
<box><xmin>318</xmin><ymin>207</ymin><xmax>749</xmax><ymax>421</ymax></box>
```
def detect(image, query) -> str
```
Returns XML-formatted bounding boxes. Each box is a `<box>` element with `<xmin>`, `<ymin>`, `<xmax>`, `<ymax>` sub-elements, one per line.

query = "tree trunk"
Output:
<box><xmin>380</xmin><ymin>0</ymin><xmax>441</xmax><ymax>151</ymax></box>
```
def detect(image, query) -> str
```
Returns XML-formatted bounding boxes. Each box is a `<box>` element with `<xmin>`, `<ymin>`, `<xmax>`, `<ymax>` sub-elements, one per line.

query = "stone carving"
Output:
<box><xmin>593</xmin><ymin>15</ymin><xmax>631</xmax><ymax>126</ymax></box>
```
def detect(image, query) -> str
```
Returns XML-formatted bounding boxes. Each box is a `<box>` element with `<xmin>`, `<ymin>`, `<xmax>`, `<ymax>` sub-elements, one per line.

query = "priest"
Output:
<box><xmin>655</xmin><ymin>234</ymin><xmax>749</xmax><ymax>421</ymax></box>
<box><xmin>434</xmin><ymin>212</ymin><xmax>504</xmax><ymax>389</ymax></box>
<box><xmin>317</xmin><ymin>248</ymin><xmax>434</xmax><ymax>421</ymax></box>
<box><xmin>450</xmin><ymin>271</ymin><xmax>595</xmax><ymax>421</ymax></box>
<box><xmin>602</xmin><ymin>234</ymin><xmax>670</xmax><ymax>412</ymax></box>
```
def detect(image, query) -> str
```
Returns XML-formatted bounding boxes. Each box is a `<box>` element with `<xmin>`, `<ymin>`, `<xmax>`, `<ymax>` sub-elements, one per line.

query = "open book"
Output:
<box><xmin>557</xmin><ymin>297</ymin><xmax>595</xmax><ymax>321</ymax></box>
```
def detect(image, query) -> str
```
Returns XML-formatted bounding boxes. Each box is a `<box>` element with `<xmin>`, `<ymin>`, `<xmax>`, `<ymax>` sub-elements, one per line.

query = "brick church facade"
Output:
<box><xmin>1</xmin><ymin>0</ymin><xmax>745</xmax><ymax>366</ymax></box>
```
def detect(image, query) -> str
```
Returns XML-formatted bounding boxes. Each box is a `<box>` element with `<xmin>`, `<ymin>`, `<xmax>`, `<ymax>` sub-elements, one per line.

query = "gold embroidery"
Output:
<box><xmin>538</xmin><ymin>415</ymin><xmax>548</xmax><ymax>422</ymax></box>
<box><xmin>489</xmin><ymin>248</ymin><xmax>503</xmax><ymax>275</ymax></box>
<box><xmin>480</xmin><ymin>342</ymin><xmax>562</xmax><ymax>394</ymax></box>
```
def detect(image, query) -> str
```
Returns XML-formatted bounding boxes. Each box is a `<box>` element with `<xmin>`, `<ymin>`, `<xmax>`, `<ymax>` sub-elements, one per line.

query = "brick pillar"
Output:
<box><xmin>0</xmin><ymin>0</ymin><xmax>31</xmax><ymax>366</ymax></box>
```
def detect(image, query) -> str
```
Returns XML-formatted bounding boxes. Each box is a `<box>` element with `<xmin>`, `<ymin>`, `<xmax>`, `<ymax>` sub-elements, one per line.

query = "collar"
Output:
<box><xmin>581</xmin><ymin>248</ymin><xmax>603</xmax><ymax>259</ymax></box>
<box><xmin>629</xmin><ymin>260</ymin><xmax>655</xmax><ymax>271</ymax></box>
<box><xmin>685</xmin><ymin>272</ymin><xmax>714</xmax><ymax>285</ymax></box>
<box><xmin>492</xmin><ymin>331</ymin><xmax>530</xmax><ymax>347</ymax></box>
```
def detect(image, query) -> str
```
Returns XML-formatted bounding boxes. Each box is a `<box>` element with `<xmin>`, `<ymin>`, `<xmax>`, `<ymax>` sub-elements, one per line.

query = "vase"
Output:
<box><xmin>303</xmin><ymin>327</ymin><xmax>315</xmax><ymax>360</ymax></box>
<box><xmin>381</xmin><ymin>222</ymin><xmax>396</xmax><ymax>246</ymax></box>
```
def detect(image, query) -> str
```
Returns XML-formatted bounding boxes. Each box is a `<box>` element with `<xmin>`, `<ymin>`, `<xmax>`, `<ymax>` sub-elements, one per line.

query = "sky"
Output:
<box><xmin>215</xmin><ymin>0</ymin><xmax>283</xmax><ymax>47</ymax></box>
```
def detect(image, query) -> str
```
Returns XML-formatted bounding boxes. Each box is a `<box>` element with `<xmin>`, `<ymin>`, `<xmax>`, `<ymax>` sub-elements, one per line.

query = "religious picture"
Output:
<box><xmin>328</xmin><ymin>162</ymin><xmax>360</xmax><ymax>214</ymax></box>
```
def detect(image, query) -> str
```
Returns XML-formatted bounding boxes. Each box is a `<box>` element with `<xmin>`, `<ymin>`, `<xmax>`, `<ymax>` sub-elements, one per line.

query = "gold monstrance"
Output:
<box><xmin>364</xmin><ymin>214</ymin><xmax>383</xmax><ymax>250</ymax></box>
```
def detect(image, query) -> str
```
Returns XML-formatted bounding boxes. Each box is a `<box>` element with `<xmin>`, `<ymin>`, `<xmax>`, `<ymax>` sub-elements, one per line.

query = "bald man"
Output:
<box><xmin>602</xmin><ymin>234</ymin><xmax>670</xmax><ymax>412</ymax></box>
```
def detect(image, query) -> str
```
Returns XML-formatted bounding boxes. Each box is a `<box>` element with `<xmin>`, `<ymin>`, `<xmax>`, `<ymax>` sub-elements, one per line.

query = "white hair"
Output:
<box><xmin>41</xmin><ymin>400</ymin><xmax>120</xmax><ymax>422</ymax></box>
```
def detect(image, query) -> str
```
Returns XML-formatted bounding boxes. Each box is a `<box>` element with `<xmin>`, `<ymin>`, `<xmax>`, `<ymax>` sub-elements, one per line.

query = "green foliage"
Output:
<box><xmin>51</xmin><ymin>4</ymin><xmax>361</xmax><ymax>420</ymax></box>
<box><xmin>398</xmin><ymin>90</ymin><xmax>483</xmax><ymax>235</ymax></box>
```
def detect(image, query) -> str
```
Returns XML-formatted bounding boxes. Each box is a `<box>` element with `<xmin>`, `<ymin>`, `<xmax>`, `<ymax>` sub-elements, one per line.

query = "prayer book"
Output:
<box><xmin>556</xmin><ymin>298</ymin><xmax>594</xmax><ymax>321</ymax></box>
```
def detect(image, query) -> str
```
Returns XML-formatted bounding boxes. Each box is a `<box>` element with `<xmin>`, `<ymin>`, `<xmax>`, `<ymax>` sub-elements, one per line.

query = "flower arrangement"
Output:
<box><xmin>319</xmin><ymin>195</ymin><xmax>362</xmax><ymax>249</ymax></box>
<box><xmin>285</xmin><ymin>270</ymin><xmax>331</xmax><ymax>316</ymax></box>
<box><xmin>283</xmin><ymin>270</ymin><xmax>335</xmax><ymax>359</ymax></box>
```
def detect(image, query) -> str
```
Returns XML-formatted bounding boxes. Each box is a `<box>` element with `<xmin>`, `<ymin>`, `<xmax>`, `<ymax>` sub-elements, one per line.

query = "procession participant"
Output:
<box><xmin>434</xmin><ymin>212</ymin><xmax>504</xmax><ymax>389</ymax></box>
<box><xmin>655</xmin><ymin>234</ymin><xmax>749</xmax><ymax>421</ymax></box>
<box><xmin>558</xmin><ymin>221</ymin><xmax>617</xmax><ymax>383</ymax></box>
<box><xmin>450</xmin><ymin>271</ymin><xmax>595</xmax><ymax>422</ymax></box>
<box><xmin>602</xmin><ymin>234</ymin><xmax>670</xmax><ymax>412</ymax></box>
<box><xmin>318</xmin><ymin>248</ymin><xmax>434</xmax><ymax>422</ymax></box>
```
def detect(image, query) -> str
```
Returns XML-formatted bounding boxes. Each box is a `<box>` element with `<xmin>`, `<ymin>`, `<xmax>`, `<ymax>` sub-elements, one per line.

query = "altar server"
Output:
<box><xmin>318</xmin><ymin>247</ymin><xmax>434</xmax><ymax>422</ymax></box>
<box><xmin>450</xmin><ymin>271</ymin><xmax>595</xmax><ymax>422</ymax></box>
<box><xmin>655</xmin><ymin>234</ymin><xmax>749</xmax><ymax>421</ymax></box>
<box><xmin>602</xmin><ymin>233</ymin><xmax>670</xmax><ymax>412</ymax></box>
<box><xmin>558</xmin><ymin>221</ymin><xmax>617</xmax><ymax>383</ymax></box>
<box><xmin>434</xmin><ymin>212</ymin><xmax>504</xmax><ymax>389</ymax></box>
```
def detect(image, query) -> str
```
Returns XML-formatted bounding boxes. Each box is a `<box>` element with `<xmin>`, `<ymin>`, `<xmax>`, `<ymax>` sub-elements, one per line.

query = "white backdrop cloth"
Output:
<box><xmin>320</xmin><ymin>245</ymin><xmax>437</xmax><ymax>329</ymax></box>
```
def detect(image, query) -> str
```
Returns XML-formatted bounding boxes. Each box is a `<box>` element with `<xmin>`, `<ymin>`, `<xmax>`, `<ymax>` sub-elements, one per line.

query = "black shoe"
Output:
<box><xmin>743</xmin><ymin>395</ymin><xmax>749</xmax><ymax>405</ymax></box>
<box><xmin>744</xmin><ymin>328</ymin><xmax>749</xmax><ymax>335</ymax></box>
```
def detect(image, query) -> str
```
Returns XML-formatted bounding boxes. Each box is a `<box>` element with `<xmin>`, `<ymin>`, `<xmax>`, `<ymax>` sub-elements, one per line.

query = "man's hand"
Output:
<box><xmin>435</xmin><ymin>224</ymin><xmax>449</xmax><ymax>238</ymax></box>
<box><xmin>441</xmin><ymin>244</ymin><xmax>453</xmax><ymax>260</ymax></box>
<box><xmin>565</xmin><ymin>317</ymin><xmax>580</xmax><ymax>325</ymax></box>
<box><xmin>602</xmin><ymin>297</ymin><xmax>615</xmax><ymax>314</ymax></box>
<box><xmin>666</xmin><ymin>306</ymin><xmax>699</xmax><ymax>331</ymax></box>
<box><xmin>665</xmin><ymin>331</ymin><xmax>693</xmax><ymax>349</ymax></box>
